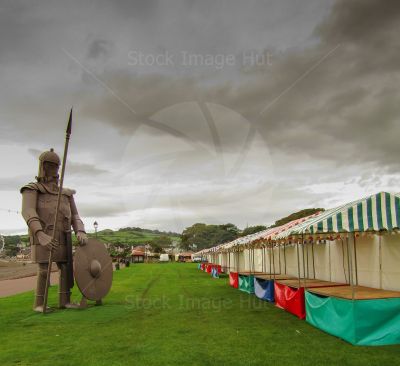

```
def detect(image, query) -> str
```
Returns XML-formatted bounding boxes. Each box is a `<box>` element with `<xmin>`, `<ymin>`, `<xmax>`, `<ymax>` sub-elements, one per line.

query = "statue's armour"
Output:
<box><xmin>20</xmin><ymin>182</ymin><xmax>85</xmax><ymax>263</ymax></box>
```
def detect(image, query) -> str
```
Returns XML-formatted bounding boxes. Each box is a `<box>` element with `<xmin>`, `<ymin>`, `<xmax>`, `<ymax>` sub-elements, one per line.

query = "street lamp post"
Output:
<box><xmin>93</xmin><ymin>221</ymin><xmax>98</xmax><ymax>238</ymax></box>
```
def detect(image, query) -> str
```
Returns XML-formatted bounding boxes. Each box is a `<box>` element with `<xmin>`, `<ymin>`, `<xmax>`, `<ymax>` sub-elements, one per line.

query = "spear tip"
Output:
<box><xmin>66</xmin><ymin>107</ymin><xmax>73</xmax><ymax>135</ymax></box>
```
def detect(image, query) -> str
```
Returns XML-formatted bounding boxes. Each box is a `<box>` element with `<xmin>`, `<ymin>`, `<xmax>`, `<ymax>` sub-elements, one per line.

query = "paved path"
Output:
<box><xmin>0</xmin><ymin>272</ymin><xmax>59</xmax><ymax>298</ymax></box>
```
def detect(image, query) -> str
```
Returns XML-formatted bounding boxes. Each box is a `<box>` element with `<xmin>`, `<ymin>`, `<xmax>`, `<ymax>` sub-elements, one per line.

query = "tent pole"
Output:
<box><xmin>269</xmin><ymin>243</ymin><xmax>272</xmax><ymax>279</ymax></box>
<box><xmin>236</xmin><ymin>250</ymin><xmax>238</xmax><ymax>272</ymax></box>
<box><xmin>272</xmin><ymin>243</ymin><xmax>276</xmax><ymax>280</ymax></box>
<box><xmin>328</xmin><ymin>240</ymin><xmax>331</xmax><ymax>282</ymax></box>
<box><xmin>353</xmin><ymin>232</ymin><xmax>358</xmax><ymax>286</ymax></box>
<box><xmin>253</xmin><ymin>248</ymin><xmax>255</xmax><ymax>273</ymax></box>
<box><xmin>264</xmin><ymin>245</ymin><xmax>267</xmax><ymax>273</ymax></box>
<box><xmin>302</xmin><ymin>236</ymin><xmax>306</xmax><ymax>285</ymax></box>
<box><xmin>311</xmin><ymin>239</ymin><xmax>316</xmax><ymax>279</ymax></box>
<box><xmin>379</xmin><ymin>234</ymin><xmax>382</xmax><ymax>289</ymax></box>
<box><xmin>347</xmin><ymin>236</ymin><xmax>355</xmax><ymax>301</ymax></box>
<box><xmin>306</xmin><ymin>239</ymin><xmax>309</xmax><ymax>280</ymax></box>
<box><xmin>250</xmin><ymin>248</ymin><xmax>253</xmax><ymax>273</ymax></box>
<box><xmin>283</xmin><ymin>241</ymin><xmax>287</xmax><ymax>274</ymax></box>
<box><xmin>235</xmin><ymin>250</ymin><xmax>237</xmax><ymax>272</ymax></box>
<box><xmin>297</xmin><ymin>236</ymin><xmax>302</xmax><ymax>288</ymax></box>
<box><xmin>346</xmin><ymin>236</ymin><xmax>351</xmax><ymax>285</ymax></box>
<box><xmin>251</xmin><ymin>248</ymin><xmax>254</xmax><ymax>274</ymax></box>
<box><xmin>278</xmin><ymin>243</ymin><xmax>281</xmax><ymax>274</ymax></box>
<box><xmin>248</xmin><ymin>248</ymin><xmax>250</xmax><ymax>273</ymax></box>
<box><xmin>262</xmin><ymin>246</ymin><xmax>265</xmax><ymax>273</ymax></box>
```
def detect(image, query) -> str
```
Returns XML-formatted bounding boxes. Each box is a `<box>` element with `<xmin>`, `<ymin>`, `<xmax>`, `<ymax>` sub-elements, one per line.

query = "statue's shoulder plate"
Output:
<box><xmin>62</xmin><ymin>187</ymin><xmax>76</xmax><ymax>197</ymax></box>
<box><xmin>20</xmin><ymin>182</ymin><xmax>46</xmax><ymax>194</ymax></box>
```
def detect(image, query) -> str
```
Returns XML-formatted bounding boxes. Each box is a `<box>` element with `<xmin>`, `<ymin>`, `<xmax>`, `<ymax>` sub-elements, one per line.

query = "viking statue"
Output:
<box><xmin>20</xmin><ymin>148</ymin><xmax>88</xmax><ymax>312</ymax></box>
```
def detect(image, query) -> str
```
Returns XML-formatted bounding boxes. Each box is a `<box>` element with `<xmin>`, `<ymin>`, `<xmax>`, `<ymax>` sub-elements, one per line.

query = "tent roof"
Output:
<box><xmin>200</xmin><ymin>212</ymin><xmax>322</xmax><ymax>253</ymax></box>
<box><xmin>275</xmin><ymin>191</ymin><xmax>400</xmax><ymax>239</ymax></box>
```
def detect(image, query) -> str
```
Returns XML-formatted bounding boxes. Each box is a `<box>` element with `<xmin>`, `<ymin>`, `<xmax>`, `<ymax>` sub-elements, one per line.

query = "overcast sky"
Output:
<box><xmin>1</xmin><ymin>0</ymin><xmax>399</xmax><ymax>235</ymax></box>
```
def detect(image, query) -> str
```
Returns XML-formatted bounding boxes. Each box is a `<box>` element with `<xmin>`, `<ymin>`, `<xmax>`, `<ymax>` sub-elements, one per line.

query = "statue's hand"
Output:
<box><xmin>77</xmin><ymin>231</ymin><xmax>88</xmax><ymax>246</ymax></box>
<box><xmin>36</xmin><ymin>231</ymin><xmax>59</xmax><ymax>251</ymax></box>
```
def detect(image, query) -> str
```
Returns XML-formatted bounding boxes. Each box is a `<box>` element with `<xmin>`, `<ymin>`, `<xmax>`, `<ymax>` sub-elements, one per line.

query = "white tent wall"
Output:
<box><xmin>302</xmin><ymin>242</ymin><xmax>325</xmax><ymax>279</ymax></box>
<box><xmin>353</xmin><ymin>235</ymin><xmax>380</xmax><ymax>289</ymax></box>
<box><xmin>227</xmin><ymin>252</ymin><xmax>240</xmax><ymax>272</ymax></box>
<box><xmin>242</xmin><ymin>249</ymin><xmax>249</xmax><ymax>271</ymax></box>
<box><xmin>272</xmin><ymin>246</ymin><xmax>283</xmax><ymax>274</ymax></box>
<box><xmin>261</xmin><ymin>248</ymin><xmax>275</xmax><ymax>273</ymax></box>
<box><xmin>278</xmin><ymin>235</ymin><xmax>400</xmax><ymax>289</ymax></box>
<box><xmin>227</xmin><ymin>252</ymin><xmax>234</xmax><ymax>272</ymax></box>
<box><xmin>284</xmin><ymin>245</ymin><xmax>301</xmax><ymax>277</ymax></box>
<box><xmin>381</xmin><ymin>234</ymin><xmax>400</xmax><ymax>291</ymax></box>
<box><xmin>239</xmin><ymin>250</ymin><xmax>247</xmax><ymax>272</ymax></box>
<box><xmin>252</xmin><ymin>249</ymin><xmax>263</xmax><ymax>272</ymax></box>
<box><xmin>221</xmin><ymin>252</ymin><xmax>228</xmax><ymax>269</ymax></box>
<box><xmin>309</xmin><ymin>236</ymin><xmax>387</xmax><ymax>287</ymax></box>
<box><xmin>325</xmin><ymin>239</ymin><xmax>350</xmax><ymax>284</ymax></box>
<box><xmin>312</xmin><ymin>242</ymin><xmax>332</xmax><ymax>281</ymax></box>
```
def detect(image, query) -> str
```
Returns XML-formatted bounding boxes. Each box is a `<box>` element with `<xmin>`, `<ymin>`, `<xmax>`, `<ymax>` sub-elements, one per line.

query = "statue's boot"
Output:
<box><xmin>33</xmin><ymin>305</ymin><xmax>53</xmax><ymax>313</ymax></box>
<box><xmin>33</xmin><ymin>263</ymin><xmax>53</xmax><ymax>312</ymax></box>
<box><xmin>57</xmin><ymin>262</ymin><xmax>79</xmax><ymax>309</ymax></box>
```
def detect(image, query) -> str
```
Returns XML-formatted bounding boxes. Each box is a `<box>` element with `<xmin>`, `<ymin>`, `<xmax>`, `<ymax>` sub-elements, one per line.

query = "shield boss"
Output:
<box><xmin>74</xmin><ymin>238</ymin><xmax>113</xmax><ymax>301</ymax></box>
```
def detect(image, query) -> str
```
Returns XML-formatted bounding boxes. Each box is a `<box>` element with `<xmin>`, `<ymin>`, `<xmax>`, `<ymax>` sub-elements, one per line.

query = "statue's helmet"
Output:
<box><xmin>37</xmin><ymin>148</ymin><xmax>61</xmax><ymax>181</ymax></box>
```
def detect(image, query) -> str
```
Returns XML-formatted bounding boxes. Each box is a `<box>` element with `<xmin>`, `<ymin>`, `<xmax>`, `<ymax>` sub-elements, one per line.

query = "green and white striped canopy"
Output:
<box><xmin>275</xmin><ymin>192</ymin><xmax>400</xmax><ymax>239</ymax></box>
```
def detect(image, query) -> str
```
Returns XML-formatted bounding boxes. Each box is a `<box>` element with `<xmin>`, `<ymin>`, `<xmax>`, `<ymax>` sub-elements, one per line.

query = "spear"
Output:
<box><xmin>42</xmin><ymin>108</ymin><xmax>73</xmax><ymax>314</ymax></box>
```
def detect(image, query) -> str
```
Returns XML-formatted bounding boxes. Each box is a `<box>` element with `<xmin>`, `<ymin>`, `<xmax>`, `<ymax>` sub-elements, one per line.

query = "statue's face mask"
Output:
<box><xmin>43</xmin><ymin>162</ymin><xmax>59</xmax><ymax>180</ymax></box>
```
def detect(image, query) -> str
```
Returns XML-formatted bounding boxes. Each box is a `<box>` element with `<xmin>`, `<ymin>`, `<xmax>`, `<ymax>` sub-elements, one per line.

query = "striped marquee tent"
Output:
<box><xmin>195</xmin><ymin>191</ymin><xmax>400</xmax><ymax>252</ymax></box>
<box><xmin>275</xmin><ymin>191</ymin><xmax>400</xmax><ymax>241</ymax></box>
<box><xmin>206</xmin><ymin>212</ymin><xmax>323</xmax><ymax>253</ymax></box>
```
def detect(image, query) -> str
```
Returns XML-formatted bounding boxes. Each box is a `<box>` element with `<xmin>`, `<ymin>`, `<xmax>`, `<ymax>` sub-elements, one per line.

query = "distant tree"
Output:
<box><xmin>272</xmin><ymin>208</ymin><xmax>324</xmax><ymax>227</ymax></box>
<box><xmin>3</xmin><ymin>236</ymin><xmax>22</xmax><ymax>257</ymax></box>
<box><xmin>180</xmin><ymin>223</ymin><xmax>240</xmax><ymax>251</ymax></box>
<box><xmin>148</xmin><ymin>236</ymin><xmax>171</xmax><ymax>253</ymax></box>
<box><xmin>240</xmin><ymin>225</ymin><xmax>267</xmax><ymax>237</ymax></box>
<box><xmin>150</xmin><ymin>244</ymin><xmax>164</xmax><ymax>254</ymax></box>
<box><xmin>150</xmin><ymin>235</ymin><xmax>172</xmax><ymax>248</ymax></box>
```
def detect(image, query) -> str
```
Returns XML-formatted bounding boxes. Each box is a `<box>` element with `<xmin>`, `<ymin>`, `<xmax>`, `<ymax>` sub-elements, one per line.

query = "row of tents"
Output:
<box><xmin>195</xmin><ymin>191</ymin><xmax>400</xmax><ymax>346</ymax></box>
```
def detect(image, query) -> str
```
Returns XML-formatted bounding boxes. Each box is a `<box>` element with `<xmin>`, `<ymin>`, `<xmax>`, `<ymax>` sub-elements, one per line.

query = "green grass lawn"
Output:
<box><xmin>1</xmin><ymin>263</ymin><xmax>400</xmax><ymax>366</ymax></box>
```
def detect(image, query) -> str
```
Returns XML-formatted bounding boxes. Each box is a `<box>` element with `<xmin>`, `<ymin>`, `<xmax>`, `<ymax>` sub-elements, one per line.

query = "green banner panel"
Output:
<box><xmin>305</xmin><ymin>291</ymin><xmax>400</xmax><ymax>346</ymax></box>
<box><xmin>239</xmin><ymin>275</ymin><xmax>255</xmax><ymax>294</ymax></box>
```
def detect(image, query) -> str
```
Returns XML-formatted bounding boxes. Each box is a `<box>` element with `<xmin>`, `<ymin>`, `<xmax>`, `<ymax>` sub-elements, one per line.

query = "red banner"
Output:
<box><xmin>229</xmin><ymin>272</ymin><xmax>239</xmax><ymax>288</ymax></box>
<box><xmin>274</xmin><ymin>282</ymin><xmax>305</xmax><ymax>319</ymax></box>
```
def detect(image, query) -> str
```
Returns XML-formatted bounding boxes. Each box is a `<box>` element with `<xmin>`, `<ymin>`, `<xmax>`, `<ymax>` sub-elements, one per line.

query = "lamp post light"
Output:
<box><xmin>93</xmin><ymin>221</ymin><xmax>98</xmax><ymax>238</ymax></box>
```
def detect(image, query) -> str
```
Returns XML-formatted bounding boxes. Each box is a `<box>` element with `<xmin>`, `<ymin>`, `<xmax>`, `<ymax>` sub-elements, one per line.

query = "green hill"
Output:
<box><xmin>89</xmin><ymin>228</ymin><xmax>181</xmax><ymax>246</ymax></box>
<box><xmin>2</xmin><ymin>227</ymin><xmax>181</xmax><ymax>256</ymax></box>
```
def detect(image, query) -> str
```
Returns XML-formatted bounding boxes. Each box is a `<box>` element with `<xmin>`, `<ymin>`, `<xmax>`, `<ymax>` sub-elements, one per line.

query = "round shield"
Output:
<box><xmin>74</xmin><ymin>238</ymin><xmax>113</xmax><ymax>301</ymax></box>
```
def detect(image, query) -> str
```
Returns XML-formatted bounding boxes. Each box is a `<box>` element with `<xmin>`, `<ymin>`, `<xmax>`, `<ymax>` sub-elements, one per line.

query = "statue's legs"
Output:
<box><xmin>57</xmin><ymin>262</ymin><xmax>71</xmax><ymax>308</ymax></box>
<box><xmin>57</xmin><ymin>262</ymin><xmax>79</xmax><ymax>309</ymax></box>
<box><xmin>33</xmin><ymin>263</ymin><xmax>47</xmax><ymax>310</ymax></box>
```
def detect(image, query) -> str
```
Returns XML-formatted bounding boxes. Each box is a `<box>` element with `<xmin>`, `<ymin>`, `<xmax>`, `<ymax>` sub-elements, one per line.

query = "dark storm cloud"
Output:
<box><xmin>316</xmin><ymin>0</ymin><xmax>400</xmax><ymax>45</ymax></box>
<box><xmin>87</xmin><ymin>39</ymin><xmax>114</xmax><ymax>59</ymax></box>
<box><xmin>72</xmin><ymin>0</ymin><xmax>400</xmax><ymax>205</ymax></box>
